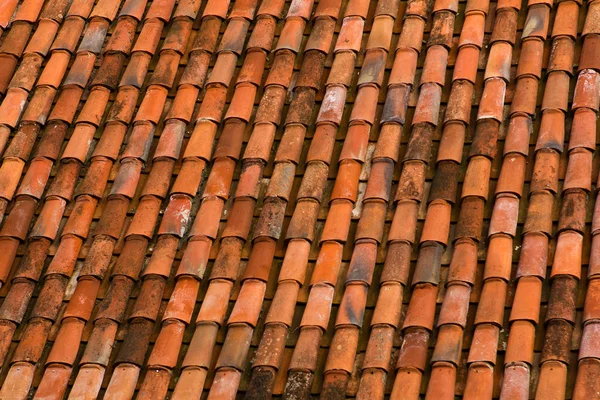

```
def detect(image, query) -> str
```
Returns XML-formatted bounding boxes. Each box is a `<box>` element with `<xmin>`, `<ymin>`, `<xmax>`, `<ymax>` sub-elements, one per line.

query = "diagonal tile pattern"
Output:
<box><xmin>0</xmin><ymin>0</ymin><xmax>597</xmax><ymax>399</ymax></box>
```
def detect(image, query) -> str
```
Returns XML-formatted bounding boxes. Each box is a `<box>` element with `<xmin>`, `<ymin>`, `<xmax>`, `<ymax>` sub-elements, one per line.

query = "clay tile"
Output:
<box><xmin>346</xmin><ymin>240</ymin><xmax>379</xmax><ymax>284</ymax></box>
<box><xmin>467</xmin><ymin>325</ymin><xmax>500</xmax><ymax>364</ymax></box>
<box><xmin>366</xmin><ymin>16</ymin><xmax>394</xmax><ymax>51</ymax></box>
<box><xmin>335</xmin><ymin>283</ymin><xmax>368</xmax><ymax>327</ymax></box>
<box><xmin>13</xmin><ymin>0</ymin><xmax>44</xmax><ymax>22</ymax></box>
<box><xmin>0</xmin><ymin>0</ymin><xmax>18</xmax><ymax>27</ymax></box>
<box><xmin>224</xmin><ymin>85</ymin><xmax>257</xmax><ymax>123</ymax></box>
<box><xmin>104</xmin><ymin>18</ymin><xmax>137</xmax><ymax>55</ymax></box>
<box><xmin>387</xmin><ymin>200</ymin><xmax>418</xmax><ymax>244</ymax></box>
<box><xmin>320</xmin><ymin>199</ymin><xmax>353</xmax><ymax>243</ymax></box>
<box><xmin>330</xmin><ymin>161</ymin><xmax>361</xmax><ymax>202</ymax></box>
<box><xmin>300</xmin><ymin>284</ymin><xmax>335</xmax><ymax>329</ymax></box>
<box><xmin>327</xmin><ymin>51</ymin><xmax>356</xmax><ymax>87</ymax></box>
<box><xmin>496</xmin><ymin>0</ymin><xmax>520</xmax><ymax>11</ymax></box>
<box><xmin>339</xmin><ymin>123</ymin><xmax>370</xmax><ymax>161</ymax></box>
<box><xmin>503</xmin><ymin>116</ymin><xmax>530</xmax><ymax>157</ymax></box>
<box><xmin>483</xmin><ymin>234</ymin><xmax>513</xmax><ymax>282</ymax></box>
<box><xmin>477</xmin><ymin>78</ymin><xmax>506</xmax><ymax>122</ymax></box>
<box><xmin>363</xmin><ymin>160</ymin><xmax>394</xmax><ymax>202</ymax></box>
<box><xmin>335</xmin><ymin>16</ymin><xmax>364</xmax><ymax>53</ymax></box>
<box><xmin>388</xmin><ymin>50</ymin><xmax>418</xmax><ymax>88</ymax></box>
<box><xmin>573</xmin><ymin>70</ymin><xmax>600</xmax><ymax>111</ymax></box>
<box><xmin>18</xmin><ymin>158</ymin><xmax>53</xmax><ymax>200</ymax></box>
<box><xmin>484</xmin><ymin>42</ymin><xmax>512</xmax><ymax>81</ymax></box>
<box><xmin>305</xmin><ymin>19</ymin><xmax>335</xmax><ymax>54</ymax></box>
<box><xmin>153</xmin><ymin>121</ymin><xmax>186</xmax><ymax>160</ymax></box>
<box><xmin>186</xmin><ymin>197</ymin><xmax>222</xmax><ymax>242</ymax></box>
<box><xmin>0</xmin><ymin>158</ymin><xmax>25</xmax><ymax>201</ymax></box>
<box><xmin>584</xmin><ymin>3</ymin><xmax>600</xmax><ymax>36</ymax></box>
<box><xmin>192</xmin><ymin>86</ymin><xmax>225</xmax><ymax>124</ymax></box>
<box><xmin>550</xmin><ymin>231</ymin><xmax>583</xmax><ymax>279</ymax></box>
<box><xmin>563</xmin><ymin>148</ymin><xmax>592</xmax><ymax>192</ymax></box>
<box><xmin>20</xmin><ymin>87</ymin><xmax>54</xmax><ymax>126</ymax></box>
<box><xmin>420</xmin><ymin>201</ymin><xmax>451</xmax><ymax>244</ymax></box>
<box><xmin>162</xmin><ymin>19</ymin><xmax>193</xmax><ymax>55</ymax></box>
<box><xmin>397</xmin><ymin>17</ymin><xmax>425</xmax><ymax>53</ymax></box>
<box><xmin>0</xmin><ymin>88</ymin><xmax>27</xmax><ymax>127</ymax></box>
<box><xmin>157</xmin><ymin>195</ymin><xmax>192</xmax><ymax>238</ymax></box>
<box><xmin>397</xmin><ymin>328</ymin><xmax>429</xmax><ymax>370</ymax></box>
<box><xmin>89</xmin><ymin>0</ymin><xmax>120</xmax><ymax>20</ymax></box>
<box><xmin>357</xmin><ymin>49</ymin><xmax>386</xmax><ymax>88</ymax></box>
<box><xmin>437</xmin><ymin>284</ymin><xmax>471</xmax><ymax>327</ymax></box>
<box><xmin>523</xmin><ymin>191</ymin><xmax>553</xmax><ymax>236</ymax></box>
<box><xmin>453</xmin><ymin>45</ymin><xmax>479</xmax><ymax>83</ymax></box>
<box><xmin>421</xmin><ymin>45</ymin><xmax>448</xmax><ymax>86</ymax></box>
<box><xmin>569</xmin><ymin>108</ymin><xmax>597</xmax><ymax>151</ymax></box>
<box><xmin>516</xmin><ymin>232</ymin><xmax>548</xmax><ymax>279</ymax></box>
<box><xmin>36</xmin><ymin>52</ymin><xmax>70</xmax><ymax>90</ymax></box>
<box><xmin>253</xmin><ymin>200</ymin><xmax>286</xmax><ymax>241</ymax></box>
<box><xmin>461</xmin><ymin>156</ymin><xmax>491</xmax><ymax>199</ymax></box>
<box><xmin>316</xmin><ymin>85</ymin><xmax>347</xmax><ymax>125</ymax></box>
<box><xmin>11</xmin><ymin>55</ymin><xmax>44</xmax><ymax>92</ymax></box>
<box><xmin>265</xmin><ymin>162</ymin><xmax>295</xmax><ymax>201</ymax></box>
<box><xmin>246</xmin><ymin>18</ymin><xmax>276</xmax><ymax>52</ymax></box>
<box><xmin>370</xmin><ymin>283</ymin><xmax>403</xmax><ymax>327</ymax></box>
<box><xmin>217</xmin><ymin>325</ymin><xmax>255</xmax><ymax>371</ymax></box>
<box><xmin>474</xmin><ymin>279</ymin><xmax>506</xmax><ymax>326</ymax></box>
<box><xmin>402</xmin><ymin>284</ymin><xmax>438</xmax><ymax>331</ymax></box>
<box><xmin>144</xmin><ymin>0</ymin><xmax>175</xmax><ymax>21</ymax></box>
<box><xmin>60</xmin><ymin>196</ymin><xmax>95</xmax><ymax>239</ymax></box>
<box><xmin>522</xmin><ymin>5</ymin><xmax>550</xmax><ymax>39</ymax></box>
<box><xmin>133</xmin><ymin>86</ymin><xmax>167</xmax><ymax>124</ymax></box>
<box><xmin>433</xmin><ymin>0</ymin><xmax>459</xmax><ymax>12</ymax></box>
<box><xmin>412</xmin><ymin>83</ymin><xmax>442</xmax><ymax>125</ymax></box>
<box><xmin>542</xmin><ymin>72</ymin><xmax>569</xmax><ymax>112</ymax></box>
<box><xmin>573</xmin><ymin>359</ymin><xmax>600</xmax><ymax>398</ymax></box>
<box><xmin>407</xmin><ymin>128</ymin><xmax>439</xmax><ymax>165</ymax></box>
<box><xmin>559</xmin><ymin>191</ymin><xmax>586</xmax><ymax>233</ymax></box>
<box><xmin>512</xmin><ymin>80</ymin><xmax>537</xmax><ymax>122</ymax></box>
<box><xmin>412</xmin><ymin>242</ymin><xmax>443</xmax><ymax>285</ymax></box>
<box><xmin>147</xmin><ymin>321</ymin><xmax>186</xmax><ymax>369</ymax></box>
<box><xmin>458</xmin><ymin>13</ymin><xmax>485</xmax><ymax>48</ymax></box>
<box><xmin>324</xmin><ymin>331</ymin><xmax>360</xmax><ymax>377</ymax></box>
<box><xmin>51</xmin><ymin>18</ymin><xmax>84</xmax><ymax>53</ymax></box>
<box><xmin>404</xmin><ymin>0</ymin><xmax>427</xmax><ymax>18</ymax></box>
<box><xmin>0</xmin><ymin>22</ymin><xmax>32</xmax><ymax>56</ymax></box>
<box><xmin>428</xmin><ymin>11</ymin><xmax>455</xmax><ymax>48</ymax></box>
<box><xmin>131</xmin><ymin>20</ymin><xmax>162</xmax><ymax>55</ymax></box>
<box><xmin>552</xmin><ymin>2</ymin><xmax>578</xmax><ymax>39</ymax></box>
<box><xmin>24</xmin><ymin>19</ymin><xmax>59</xmax><ymax>56</ymax></box>
<box><xmin>495</xmin><ymin>155</ymin><xmax>526</xmax><ymax>197</ymax></box>
<box><xmin>218</xmin><ymin>19</ymin><xmax>250</xmax><ymax>56</ymax></box>
<box><xmin>349</xmin><ymin>85</ymin><xmax>379</xmax><ymax>124</ymax></box>
<box><xmin>237</xmin><ymin>51</ymin><xmax>266</xmax><ymax>86</ymax></box>
<box><xmin>117</xmin><ymin>0</ymin><xmax>146</xmax><ymax>20</ymax></box>
<box><xmin>437</xmin><ymin>123</ymin><xmax>466</xmax><ymax>163</ymax></box>
<box><xmin>162</xmin><ymin>278</ymin><xmax>200</xmax><ymax>323</ymax></box>
<box><xmin>516</xmin><ymin>39</ymin><xmax>543</xmax><ymax>79</ymax></box>
<box><xmin>150</xmin><ymin>53</ymin><xmax>181</xmax><ymax>88</ymax></box>
<box><xmin>276</xmin><ymin>19</ymin><xmax>306</xmax><ymax>53</ymax></box>
<box><xmin>203</xmin><ymin>158</ymin><xmax>236</xmax><ymax>199</ymax></box>
<box><xmin>61</xmin><ymin>123</ymin><xmax>96</xmax><ymax>162</ymax></box>
<box><xmin>584</xmin><ymin>280</ymin><xmax>600</xmax><ymax>322</ymax></box>
<box><xmin>30</xmin><ymin>198</ymin><xmax>66</xmax><ymax>240</ymax></box>
<box><xmin>509</xmin><ymin>277</ymin><xmax>542</xmax><ymax>323</ymax></box>
<box><xmin>125</xmin><ymin>198</ymin><xmax>160</xmax><ymax>240</ymax></box>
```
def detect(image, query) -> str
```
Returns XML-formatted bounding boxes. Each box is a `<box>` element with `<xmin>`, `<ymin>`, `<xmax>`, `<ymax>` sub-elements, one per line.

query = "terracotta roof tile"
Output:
<box><xmin>0</xmin><ymin>0</ymin><xmax>597</xmax><ymax>398</ymax></box>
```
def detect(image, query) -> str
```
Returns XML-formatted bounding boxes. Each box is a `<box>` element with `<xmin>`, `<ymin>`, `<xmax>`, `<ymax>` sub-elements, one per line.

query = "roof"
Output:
<box><xmin>0</xmin><ymin>0</ymin><xmax>596</xmax><ymax>398</ymax></box>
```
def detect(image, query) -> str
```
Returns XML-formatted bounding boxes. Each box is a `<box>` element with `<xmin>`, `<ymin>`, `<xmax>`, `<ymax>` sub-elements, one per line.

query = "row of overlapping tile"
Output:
<box><xmin>0</xmin><ymin>0</ymin><xmax>598</xmax><ymax>398</ymax></box>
